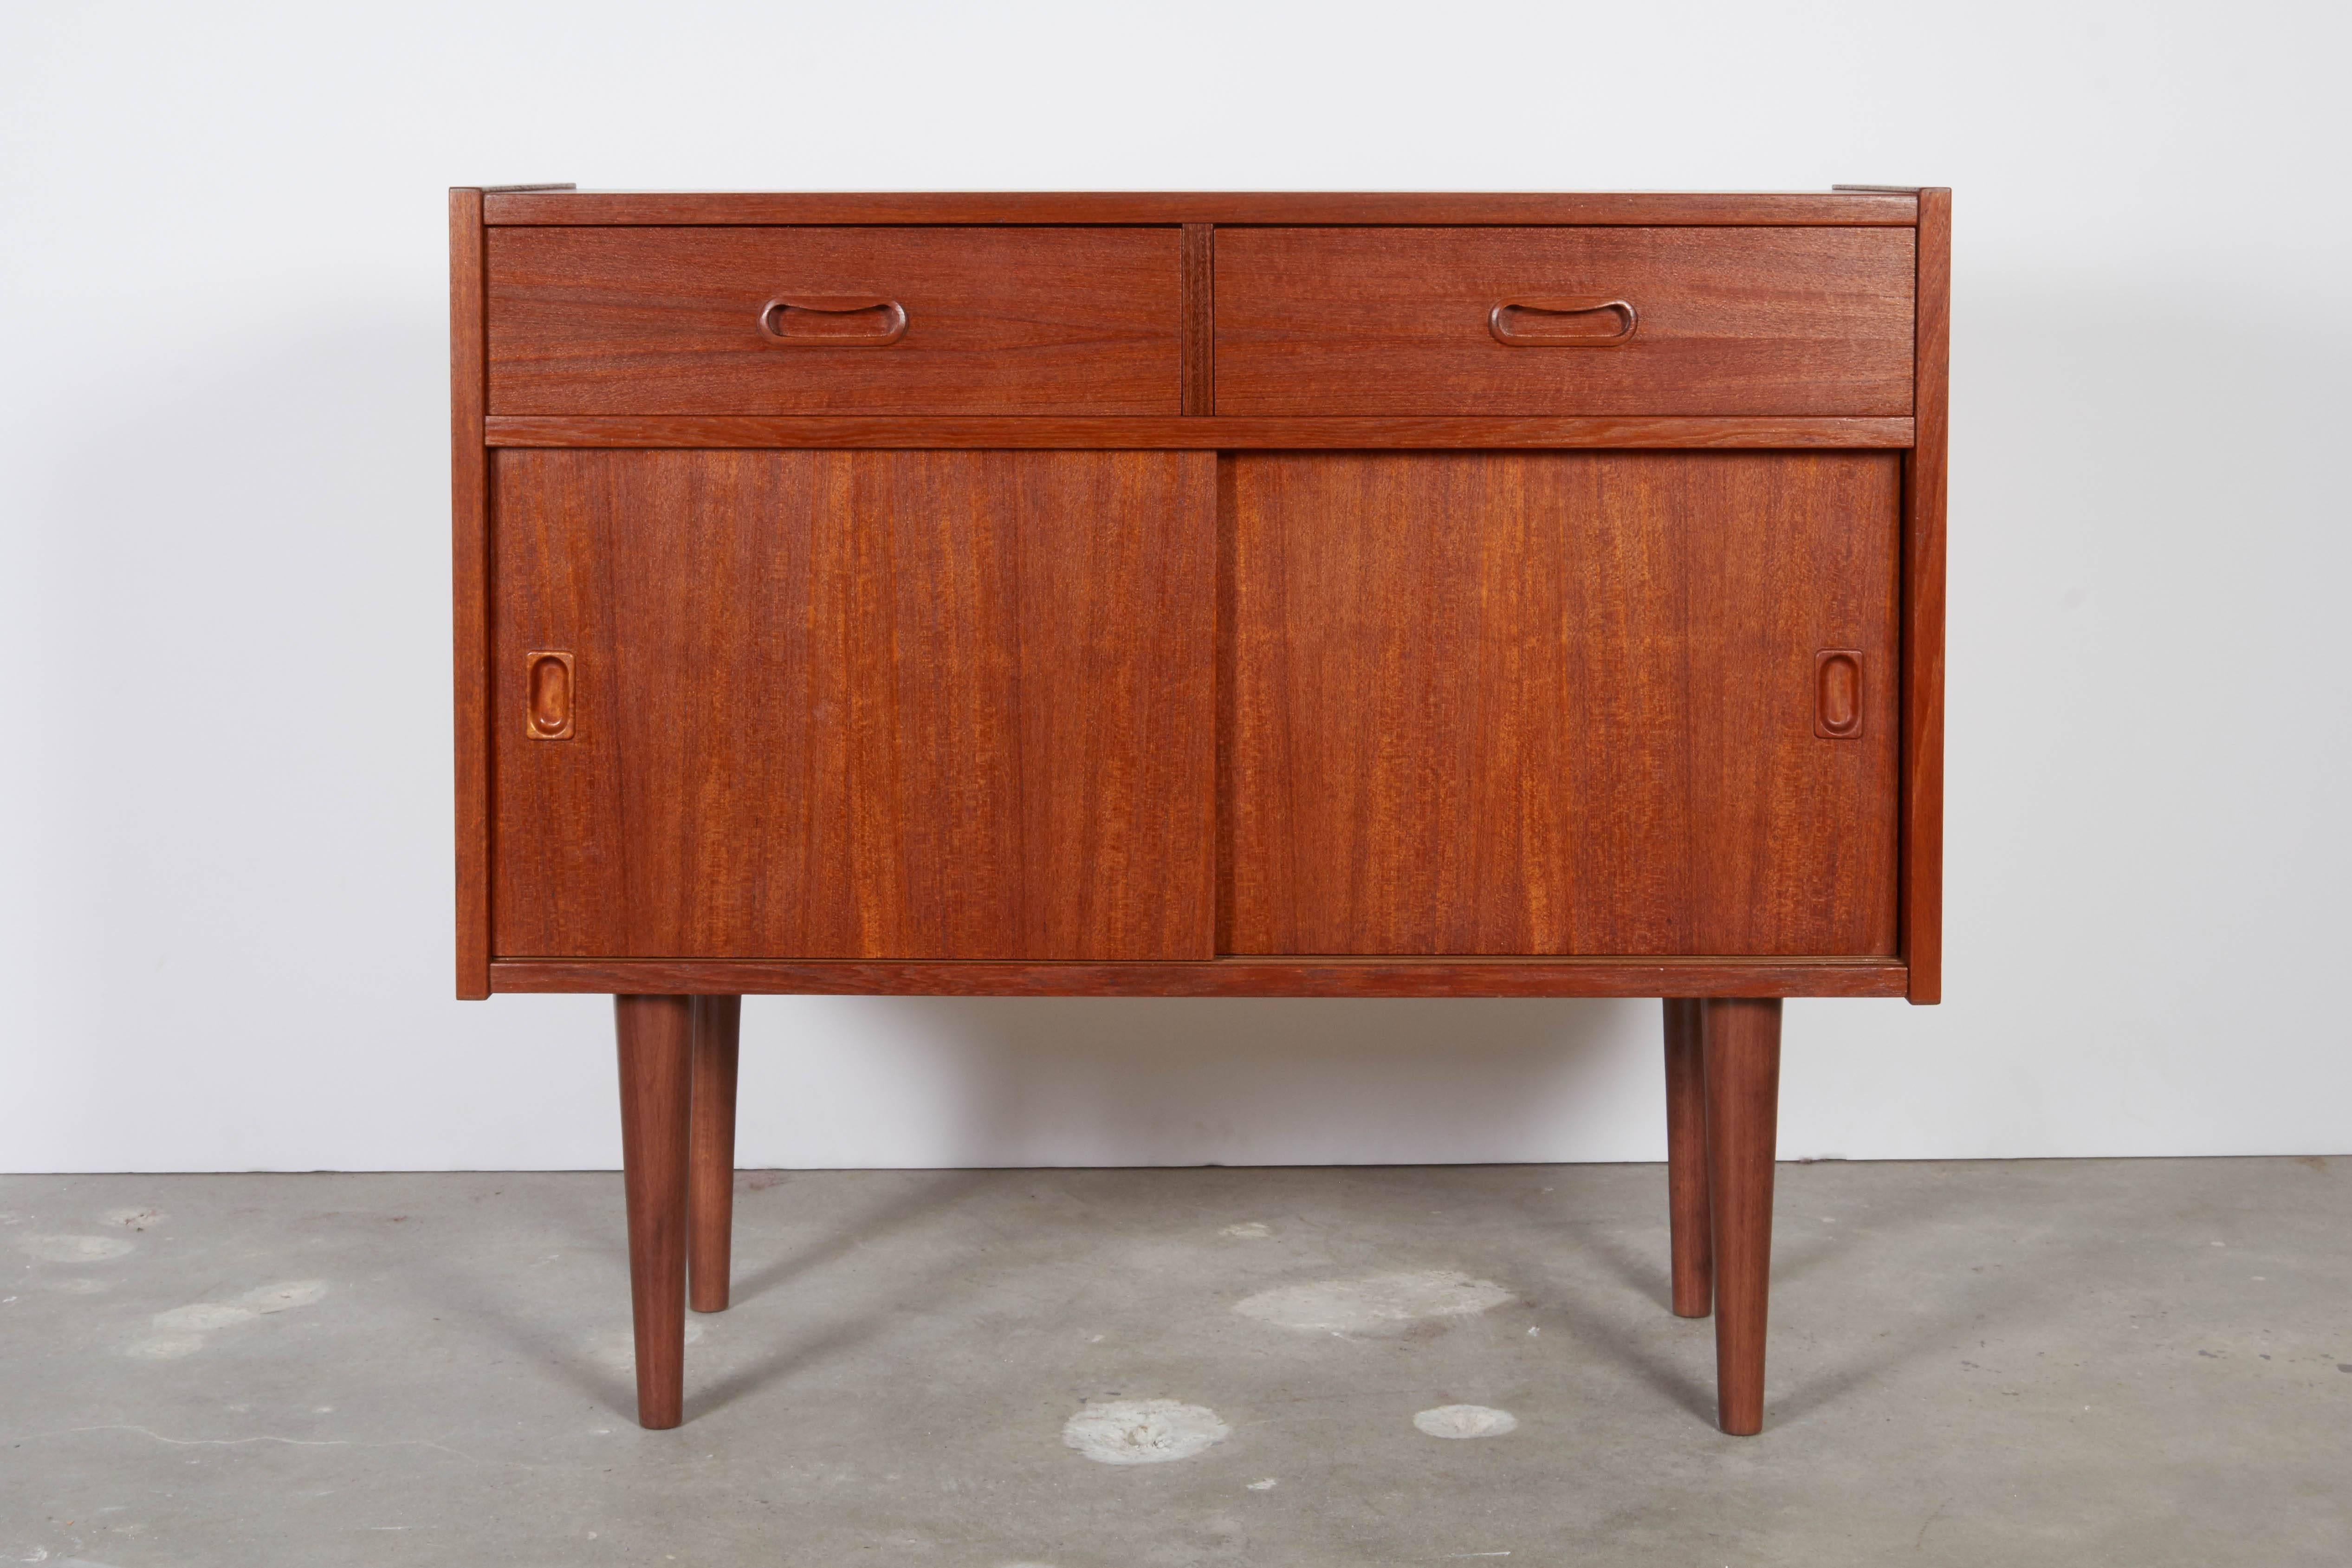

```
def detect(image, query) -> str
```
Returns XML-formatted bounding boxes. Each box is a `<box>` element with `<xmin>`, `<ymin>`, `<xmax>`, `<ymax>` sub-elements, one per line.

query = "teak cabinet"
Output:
<box><xmin>451</xmin><ymin>186</ymin><xmax>1949</xmax><ymax>1434</ymax></box>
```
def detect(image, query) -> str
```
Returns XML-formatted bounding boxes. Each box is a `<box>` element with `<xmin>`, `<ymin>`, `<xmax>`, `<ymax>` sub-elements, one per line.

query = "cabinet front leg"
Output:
<box><xmin>616</xmin><ymin>994</ymin><xmax>693</xmax><ymax>1429</ymax></box>
<box><xmin>1663</xmin><ymin>998</ymin><xmax>1713</xmax><ymax>1318</ymax></box>
<box><xmin>688</xmin><ymin>996</ymin><xmax>743</xmax><ymax>1314</ymax></box>
<box><xmin>1703</xmin><ymin>997</ymin><xmax>1782</xmax><ymax>1436</ymax></box>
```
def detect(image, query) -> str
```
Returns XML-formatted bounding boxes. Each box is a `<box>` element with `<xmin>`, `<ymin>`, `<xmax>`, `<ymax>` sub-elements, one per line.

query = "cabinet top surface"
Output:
<box><xmin>470</xmin><ymin>189</ymin><xmax>1931</xmax><ymax>227</ymax></box>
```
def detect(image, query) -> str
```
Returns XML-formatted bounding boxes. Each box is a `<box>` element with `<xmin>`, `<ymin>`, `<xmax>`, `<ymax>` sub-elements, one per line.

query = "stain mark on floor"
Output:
<box><xmin>1234</xmin><ymin>1270</ymin><xmax>1512</xmax><ymax>1334</ymax></box>
<box><xmin>126</xmin><ymin>1280</ymin><xmax>329</xmax><ymax>1360</ymax></box>
<box><xmin>1062</xmin><ymin>1399</ymin><xmax>1230</xmax><ymax>1465</ymax></box>
<box><xmin>1415</xmin><ymin>1405</ymin><xmax>1518</xmax><ymax>1439</ymax></box>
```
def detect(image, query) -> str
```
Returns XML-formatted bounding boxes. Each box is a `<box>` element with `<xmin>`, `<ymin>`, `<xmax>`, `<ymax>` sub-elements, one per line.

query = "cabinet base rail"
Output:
<box><xmin>502</xmin><ymin>957</ymin><xmax>1901</xmax><ymax>998</ymax></box>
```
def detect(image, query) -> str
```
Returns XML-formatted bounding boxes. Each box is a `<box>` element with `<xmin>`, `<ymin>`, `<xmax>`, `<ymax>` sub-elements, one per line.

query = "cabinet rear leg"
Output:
<box><xmin>689</xmin><ymin>996</ymin><xmax>742</xmax><ymax>1314</ymax></box>
<box><xmin>1663</xmin><ymin>998</ymin><xmax>1712</xmax><ymax>1318</ymax></box>
<box><xmin>616</xmin><ymin>995</ymin><xmax>693</xmax><ymax>1429</ymax></box>
<box><xmin>1703</xmin><ymin>997</ymin><xmax>1782</xmax><ymax>1436</ymax></box>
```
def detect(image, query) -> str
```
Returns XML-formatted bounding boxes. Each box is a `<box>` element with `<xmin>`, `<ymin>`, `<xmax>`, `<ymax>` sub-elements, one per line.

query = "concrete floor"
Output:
<box><xmin>3</xmin><ymin>1160</ymin><xmax>2347</xmax><ymax>1566</ymax></box>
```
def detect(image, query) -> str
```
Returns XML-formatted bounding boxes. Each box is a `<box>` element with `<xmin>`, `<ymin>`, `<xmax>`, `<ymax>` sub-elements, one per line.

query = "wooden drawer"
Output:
<box><xmin>486</xmin><ymin>227</ymin><xmax>1181</xmax><ymax>415</ymax></box>
<box><xmin>1213</xmin><ymin>227</ymin><xmax>1915</xmax><ymax>417</ymax></box>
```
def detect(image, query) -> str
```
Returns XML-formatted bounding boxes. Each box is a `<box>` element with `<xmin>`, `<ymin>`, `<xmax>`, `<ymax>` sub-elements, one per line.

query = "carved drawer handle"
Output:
<box><xmin>1489</xmin><ymin>298</ymin><xmax>1638</xmax><ymax>347</ymax></box>
<box><xmin>526</xmin><ymin>651</ymin><xmax>575</xmax><ymax>740</ymax></box>
<box><xmin>1814</xmin><ymin>650</ymin><xmax>1864</xmax><ymax>739</ymax></box>
<box><xmin>757</xmin><ymin>296</ymin><xmax>909</xmax><ymax>346</ymax></box>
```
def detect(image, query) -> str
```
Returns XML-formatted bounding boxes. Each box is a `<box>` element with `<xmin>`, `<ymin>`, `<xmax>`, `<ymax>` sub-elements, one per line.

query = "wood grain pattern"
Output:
<box><xmin>489</xmin><ymin>958</ymin><xmax>1907</xmax><ymax>997</ymax></box>
<box><xmin>481</xmin><ymin>191</ymin><xmax>1921</xmax><ymax>227</ymax></box>
<box><xmin>491</xmin><ymin>449</ymin><xmax>1215</xmax><ymax>959</ymax></box>
<box><xmin>449</xmin><ymin>188</ymin><xmax>491</xmax><ymax>1000</ymax></box>
<box><xmin>486</xmin><ymin>227</ymin><xmax>1180</xmax><ymax>416</ymax></box>
<box><xmin>1703</xmin><ymin>996</ymin><xmax>1782</xmax><ymax>1436</ymax></box>
<box><xmin>1181</xmin><ymin>225</ymin><xmax>1215</xmax><ymax>415</ymax></box>
<box><xmin>1216</xmin><ymin>227</ymin><xmax>1916</xmax><ymax>417</ymax></box>
<box><xmin>687</xmin><ymin>996</ymin><xmax>740</xmax><ymax>1315</ymax></box>
<box><xmin>616</xmin><ymin>994</ymin><xmax>693</xmax><ymax>1428</ymax></box>
<box><xmin>482</xmin><ymin>414</ymin><xmax>1914</xmax><ymax>450</ymax></box>
<box><xmin>1226</xmin><ymin>452</ymin><xmax>1901</xmax><ymax>956</ymax></box>
<box><xmin>1904</xmin><ymin>190</ymin><xmax>1950</xmax><ymax>1004</ymax></box>
<box><xmin>1663</xmin><ymin>998</ymin><xmax>1712</xmax><ymax>1318</ymax></box>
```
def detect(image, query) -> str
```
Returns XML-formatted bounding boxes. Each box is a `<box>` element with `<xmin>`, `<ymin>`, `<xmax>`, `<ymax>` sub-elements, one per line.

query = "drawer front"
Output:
<box><xmin>487</xmin><ymin>227</ymin><xmax>1181</xmax><ymax>415</ymax></box>
<box><xmin>1215</xmin><ymin>227</ymin><xmax>1914</xmax><ymax>417</ymax></box>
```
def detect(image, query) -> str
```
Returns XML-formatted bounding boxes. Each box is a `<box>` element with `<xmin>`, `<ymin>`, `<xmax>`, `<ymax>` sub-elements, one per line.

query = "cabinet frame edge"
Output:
<box><xmin>1901</xmin><ymin>188</ymin><xmax>1950</xmax><ymax>1004</ymax></box>
<box><xmin>479</xmin><ymin>190</ymin><xmax>1921</xmax><ymax>227</ymax></box>
<box><xmin>451</xmin><ymin>187</ymin><xmax>492</xmax><ymax>999</ymax></box>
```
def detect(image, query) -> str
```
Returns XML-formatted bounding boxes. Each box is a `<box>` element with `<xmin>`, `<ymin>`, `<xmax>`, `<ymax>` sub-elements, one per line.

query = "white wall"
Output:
<box><xmin>4</xmin><ymin>0</ymin><xmax>2346</xmax><ymax>1172</ymax></box>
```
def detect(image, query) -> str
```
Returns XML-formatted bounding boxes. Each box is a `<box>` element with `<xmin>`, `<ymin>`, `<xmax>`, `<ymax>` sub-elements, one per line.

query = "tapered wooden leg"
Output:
<box><xmin>616</xmin><ymin>994</ymin><xmax>693</xmax><ymax>1429</ymax></box>
<box><xmin>1703</xmin><ymin>997</ymin><xmax>1782</xmax><ymax>1436</ymax></box>
<box><xmin>688</xmin><ymin>996</ymin><xmax>742</xmax><ymax>1314</ymax></box>
<box><xmin>1663</xmin><ymin>998</ymin><xmax>1713</xmax><ymax>1318</ymax></box>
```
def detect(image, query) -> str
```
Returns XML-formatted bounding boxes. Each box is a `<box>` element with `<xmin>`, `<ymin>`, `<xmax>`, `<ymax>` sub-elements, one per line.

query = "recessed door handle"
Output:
<box><xmin>1489</xmin><ymin>298</ymin><xmax>1638</xmax><ymax>346</ymax></box>
<box><xmin>1814</xmin><ymin>650</ymin><xmax>1863</xmax><ymax>739</ymax></box>
<box><xmin>757</xmin><ymin>296</ymin><xmax>909</xmax><ymax>346</ymax></box>
<box><xmin>525</xmin><ymin>651</ymin><xmax>575</xmax><ymax>740</ymax></box>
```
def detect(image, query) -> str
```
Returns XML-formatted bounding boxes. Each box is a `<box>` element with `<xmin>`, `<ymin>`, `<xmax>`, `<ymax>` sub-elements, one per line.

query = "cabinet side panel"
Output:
<box><xmin>491</xmin><ymin>450</ymin><xmax>1212</xmax><ymax>959</ymax></box>
<box><xmin>451</xmin><ymin>188</ymin><xmax>491</xmax><ymax>998</ymax></box>
<box><xmin>1904</xmin><ymin>190</ymin><xmax>1951</xmax><ymax>1001</ymax></box>
<box><xmin>1226</xmin><ymin>451</ymin><xmax>1898</xmax><ymax>955</ymax></box>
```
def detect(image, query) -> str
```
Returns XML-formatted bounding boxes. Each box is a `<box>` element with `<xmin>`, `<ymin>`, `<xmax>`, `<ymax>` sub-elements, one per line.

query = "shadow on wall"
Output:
<box><xmin>744</xmin><ymin>996</ymin><xmax>1669</xmax><ymax>1170</ymax></box>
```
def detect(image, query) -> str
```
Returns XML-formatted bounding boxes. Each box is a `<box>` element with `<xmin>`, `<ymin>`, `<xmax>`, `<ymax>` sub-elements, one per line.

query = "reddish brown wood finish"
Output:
<box><xmin>688</xmin><ymin>996</ymin><xmax>741</xmax><ymax>1315</ymax></box>
<box><xmin>1663</xmin><ymin>998</ymin><xmax>1712</xmax><ymax>1318</ymax></box>
<box><xmin>1216</xmin><ymin>227</ymin><xmax>1915</xmax><ymax>417</ymax></box>
<box><xmin>486</xmin><ymin>227</ymin><xmax>1180</xmax><ymax>416</ymax></box>
<box><xmin>615</xmin><ymin>994</ymin><xmax>693</xmax><ymax>1428</ymax></box>
<box><xmin>1704</xmin><ymin>997</ymin><xmax>1782</xmax><ymax>1435</ymax></box>
<box><xmin>481</xmin><ymin>191</ymin><xmax>1921</xmax><ymax>227</ymax></box>
<box><xmin>1226</xmin><ymin>451</ymin><xmax>1901</xmax><ymax>956</ymax></box>
<box><xmin>491</xmin><ymin>449</ymin><xmax>1215</xmax><ymax>959</ymax></box>
<box><xmin>1904</xmin><ymin>190</ymin><xmax>1951</xmax><ymax>1004</ymax></box>
<box><xmin>482</xmin><ymin>414</ymin><xmax>1913</xmax><ymax>450</ymax></box>
<box><xmin>1180</xmin><ymin>224</ymin><xmax>1215</xmax><ymax>415</ymax></box>
<box><xmin>450</xmin><ymin>188</ymin><xmax>491</xmax><ymax>999</ymax></box>
<box><xmin>490</xmin><ymin>957</ymin><xmax>1907</xmax><ymax>997</ymax></box>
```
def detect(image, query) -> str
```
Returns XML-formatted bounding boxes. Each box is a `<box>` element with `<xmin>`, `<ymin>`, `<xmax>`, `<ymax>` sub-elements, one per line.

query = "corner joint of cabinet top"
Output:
<box><xmin>1830</xmin><ymin>183</ymin><xmax>1936</xmax><ymax>222</ymax></box>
